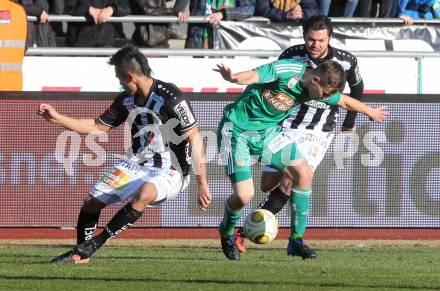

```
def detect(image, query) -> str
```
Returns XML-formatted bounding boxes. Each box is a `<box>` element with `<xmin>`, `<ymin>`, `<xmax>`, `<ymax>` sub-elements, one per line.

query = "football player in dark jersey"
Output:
<box><xmin>236</xmin><ymin>16</ymin><xmax>365</xmax><ymax>259</ymax></box>
<box><xmin>40</xmin><ymin>46</ymin><xmax>212</xmax><ymax>264</ymax></box>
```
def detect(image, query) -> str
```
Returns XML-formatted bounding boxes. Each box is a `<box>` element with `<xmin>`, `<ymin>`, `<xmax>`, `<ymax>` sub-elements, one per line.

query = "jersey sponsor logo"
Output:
<box><xmin>304</xmin><ymin>100</ymin><xmax>330</xmax><ymax>109</ymax></box>
<box><xmin>100</xmin><ymin>168</ymin><xmax>129</xmax><ymax>189</ymax></box>
<box><xmin>173</xmin><ymin>100</ymin><xmax>195</xmax><ymax>127</ymax></box>
<box><xmin>287</xmin><ymin>75</ymin><xmax>300</xmax><ymax>88</ymax></box>
<box><xmin>262</xmin><ymin>90</ymin><xmax>296</xmax><ymax>111</ymax></box>
<box><xmin>123</xmin><ymin>96</ymin><xmax>134</xmax><ymax>109</ymax></box>
<box><xmin>0</xmin><ymin>10</ymin><xmax>11</xmax><ymax>24</ymax></box>
<box><xmin>297</xmin><ymin>132</ymin><xmax>329</xmax><ymax>148</ymax></box>
<box><xmin>354</xmin><ymin>65</ymin><xmax>362</xmax><ymax>83</ymax></box>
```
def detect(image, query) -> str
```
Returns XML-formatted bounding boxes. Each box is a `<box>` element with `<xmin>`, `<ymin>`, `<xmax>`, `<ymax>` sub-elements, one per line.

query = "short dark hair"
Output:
<box><xmin>109</xmin><ymin>45</ymin><xmax>152</xmax><ymax>78</ymax></box>
<box><xmin>315</xmin><ymin>60</ymin><xmax>346</xmax><ymax>91</ymax></box>
<box><xmin>302</xmin><ymin>15</ymin><xmax>333</xmax><ymax>37</ymax></box>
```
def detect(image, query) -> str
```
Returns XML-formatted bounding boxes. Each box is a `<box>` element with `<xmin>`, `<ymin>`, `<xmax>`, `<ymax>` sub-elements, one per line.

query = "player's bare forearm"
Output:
<box><xmin>337</xmin><ymin>95</ymin><xmax>388</xmax><ymax>122</ymax></box>
<box><xmin>338</xmin><ymin>94</ymin><xmax>372</xmax><ymax>115</ymax></box>
<box><xmin>56</xmin><ymin>115</ymin><xmax>110</xmax><ymax>134</ymax></box>
<box><xmin>214</xmin><ymin>64</ymin><xmax>259</xmax><ymax>85</ymax></box>
<box><xmin>38</xmin><ymin>103</ymin><xmax>110</xmax><ymax>134</ymax></box>
<box><xmin>232</xmin><ymin>70</ymin><xmax>260</xmax><ymax>85</ymax></box>
<box><xmin>186</xmin><ymin>127</ymin><xmax>212</xmax><ymax>210</ymax></box>
<box><xmin>187</xmin><ymin>127</ymin><xmax>208</xmax><ymax>183</ymax></box>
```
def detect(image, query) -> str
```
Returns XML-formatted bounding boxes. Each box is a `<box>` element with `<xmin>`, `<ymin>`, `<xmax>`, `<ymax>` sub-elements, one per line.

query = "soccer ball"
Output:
<box><xmin>243</xmin><ymin>209</ymin><xmax>278</xmax><ymax>244</ymax></box>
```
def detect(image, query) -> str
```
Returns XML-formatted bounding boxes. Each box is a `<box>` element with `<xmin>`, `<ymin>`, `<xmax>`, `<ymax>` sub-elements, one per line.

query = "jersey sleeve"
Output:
<box><xmin>255</xmin><ymin>59</ymin><xmax>305</xmax><ymax>83</ymax></box>
<box><xmin>323</xmin><ymin>92</ymin><xmax>341</xmax><ymax>105</ymax></box>
<box><xmin>169</xmin><ymin>92</ymin><xmax>198</xmax><ymax>134</ymax></box>
<box><xmin>346</xmin><ymin>56</ymin><xmax>363</xmax><ymax>87</ymax></box>
<box><xmin>98</xmin><ymin>94</ymin><xmax>129</xmax><ymax>128</ymax></box>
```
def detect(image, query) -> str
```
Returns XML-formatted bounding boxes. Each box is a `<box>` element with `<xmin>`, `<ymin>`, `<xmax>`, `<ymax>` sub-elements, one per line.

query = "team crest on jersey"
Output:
<box><xmin>287</xmin><ymin>75</ymin><xmax>300</xmax><ymax>88</ymax></box>
<box><xmin>123</xmin><ymin>96</ymin><xmax>134</xmax><ymax>110</ymax></box>
<box><xmin>262</xmin><ymin>90</ymin><xmax>296</xmax><ymax>111</ymax></box>
<box><xmin>0</xmin><ymin>10</ymin><xmax>11</xmax><ymax>24</ymax></box>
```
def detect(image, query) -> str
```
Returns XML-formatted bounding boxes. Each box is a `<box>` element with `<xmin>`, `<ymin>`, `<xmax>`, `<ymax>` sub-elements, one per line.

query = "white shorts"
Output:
<box><xmin>90</xmin><ymin>159</ymin><xmax>189</xmax><ymax>206</ymax></box>
<box><xmin>262</xmin><ymin>128</ymin><xmax>334</xmax><ymax>173</ymax></box>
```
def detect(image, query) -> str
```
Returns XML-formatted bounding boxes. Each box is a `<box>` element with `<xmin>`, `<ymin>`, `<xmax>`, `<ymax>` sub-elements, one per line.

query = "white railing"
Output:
<box><xmin>26</xmin><ymin>15</ymin><xmax>440</xmax><ymax>25</ymax></box>
<box><xmin>26</xmin><ymin>15</ymin><xmax>270</xmax><ymax>23</ymax></box>
<box><xmin>25</xmin><ymin>48</ymin><xmax>440</xmax><ymax>57</ymax></box>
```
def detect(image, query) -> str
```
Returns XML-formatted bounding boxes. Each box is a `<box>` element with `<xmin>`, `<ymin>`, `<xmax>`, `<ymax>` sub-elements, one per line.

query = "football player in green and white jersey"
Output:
<box><xmin>215</xmin><ymin>59</ymin><xmax>388</xmax><ymax>260</ymax></box>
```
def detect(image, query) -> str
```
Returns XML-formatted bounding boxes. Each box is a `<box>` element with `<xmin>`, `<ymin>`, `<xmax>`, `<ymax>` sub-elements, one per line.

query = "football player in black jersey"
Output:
<box><xmin>39</xmin><ymin>46</ymin><xmax>212</xmax><ymax>264</ymax></box>
<box><xmin>236</xmin><ymin>16</ymin><xmax>365</xmax><ymax>259</ymax></box>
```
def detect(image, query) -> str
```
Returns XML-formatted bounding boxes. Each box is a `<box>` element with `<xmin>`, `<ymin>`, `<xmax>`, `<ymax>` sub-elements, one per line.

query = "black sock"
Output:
<box><xmin>92</xmin><ymin>203</ymin><xmax>142</xmax><ymax>249</ymax></box>
<box><xmin>76</xmin><ymin>207</ymin><xmax>101</xmax><ymax>244</ymax></box>
<box><xmin>259</xmin><ymin>186</ymin><xmax>290</xmax><ymax>214</ymax></box>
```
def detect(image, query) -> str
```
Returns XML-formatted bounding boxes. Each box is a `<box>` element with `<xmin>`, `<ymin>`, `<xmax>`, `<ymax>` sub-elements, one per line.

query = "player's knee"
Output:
<box><xmin>286</xmin><ymin>162</ymin><xmax>313</xmax><ymax>187</ymax></box>
<box><xmin>239</xmin><ymin>195</ymin><xmax>253</xmax><ymax>205</ymax></box>
<box><xmin>261</xmin><ymin>182</ymin><xmax>276</xmax><ymax>193</ymax></box>
<box><xmin>295</xmin><ymin>166</ymin><xmax>313</xmax><ymax>188</ymax></box>
<box><xmin>300</xmin><ymin>166</ymin><xmax>314</xmax><ymax>182</ymax></box>
<box><xmin>82</xmin><ymin>196</ymin><xmax>106</xmax><ymax>214</ymax></box>
<box><xmin>133</xmin><ymin>183</ymin><xmax>158</xmax><ymax>210</ymax></box>
<box><xmin>260</xmin><ymin>172</ymin><xmax>282</xmax><ymax>193</ymax></box>
<box><xmin>228</xmin><ymin>193</ymin><xmax>252</xmax><ymax>209</ymax></box>
<box><xmin>260</xmin><ymin>176</ymin><xmax>277</xmax><ymax>193</ymax></box>
<box><xmin>279</xmin><ymin>176</ymin><xmax>293</xmax><ymax>193</ymax></box>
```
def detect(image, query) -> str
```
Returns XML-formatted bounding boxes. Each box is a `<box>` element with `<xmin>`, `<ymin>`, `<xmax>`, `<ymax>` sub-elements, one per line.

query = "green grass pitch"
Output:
<box><xmin>0</xmin><ymin>241</ymin><xmax>439</xmax><ymax>290</ymax></box>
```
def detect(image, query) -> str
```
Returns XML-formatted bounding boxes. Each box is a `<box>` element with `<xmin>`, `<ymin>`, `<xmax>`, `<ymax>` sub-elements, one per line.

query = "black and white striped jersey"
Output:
<box><xmin>98</xmin><ymin>79</ymin><xmax>197</xmax><ymax>176</ymax></box>
<box><xmin>279</xmin><ymin>44</ymin><xmax>364</xmax><ymax>132</ymax></box>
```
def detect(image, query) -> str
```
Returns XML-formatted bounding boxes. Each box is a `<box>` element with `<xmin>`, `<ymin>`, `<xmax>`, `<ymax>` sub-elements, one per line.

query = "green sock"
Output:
<box><xmin>219</xmin><ymin>201</ymin><xmax>243</xmax><ymax>237</ymax></box>
<box><xmin>290</xmin><ymin>188</ymin><xmax>311</xmax><ymax>239</ymax></box>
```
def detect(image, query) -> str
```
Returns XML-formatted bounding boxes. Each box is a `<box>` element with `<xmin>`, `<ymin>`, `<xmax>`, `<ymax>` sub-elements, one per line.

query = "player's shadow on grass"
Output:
<box><xmin>0</xmin><ymin>275</ymin><xmax>437</xmax><ymax>289</ymax></box>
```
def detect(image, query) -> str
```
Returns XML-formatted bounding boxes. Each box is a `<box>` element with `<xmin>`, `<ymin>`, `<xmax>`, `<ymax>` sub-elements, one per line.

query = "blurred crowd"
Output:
<box><xmin>10</xmin><ymin>0</ymin><xmax>440</xmax><ymax>48</ymax></box>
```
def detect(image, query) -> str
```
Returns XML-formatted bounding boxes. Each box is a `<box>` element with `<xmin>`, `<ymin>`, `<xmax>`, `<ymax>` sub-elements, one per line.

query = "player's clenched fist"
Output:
<box><xmin>38</xmin><ymin>103</ymin><xmax>59</xmax><ymax>123</ymax></box>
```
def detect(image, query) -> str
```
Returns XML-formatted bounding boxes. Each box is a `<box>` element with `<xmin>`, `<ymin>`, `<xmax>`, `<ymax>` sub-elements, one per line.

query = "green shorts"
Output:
<box><xmin>217</xmin><ymin>118</ymin><xmax>304</xmax><ymax>183</ymax></box>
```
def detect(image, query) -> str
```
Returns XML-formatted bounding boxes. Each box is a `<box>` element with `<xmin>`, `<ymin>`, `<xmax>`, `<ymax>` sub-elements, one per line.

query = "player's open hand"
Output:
<box><xmin>198</xmin><ymin>183</ymin><xmax>212</xmax><ymax>211</ymax></box>
<box><xmin>213</xmin><ymin>64</ymin><xmax>239</xmax><ymax>83</ymax></box>
<box><xmin>368</xmin><ymin>106</ymin><xmax>389</xmax><ymax>122</ymax></box>
<box><xmin>38</xmin><ymin>103</ymin><xmax>59</xmax><ymax>123</ymax></box>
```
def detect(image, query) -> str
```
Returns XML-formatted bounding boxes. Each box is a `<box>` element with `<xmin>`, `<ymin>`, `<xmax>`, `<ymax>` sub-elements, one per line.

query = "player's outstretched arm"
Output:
<box><xmin>38</xmin><ymin>103</ymin><xmax>111</xmax><ymax>134</ymax></box>
<box><xmin>186</xmin><ymin>126</ymin><xmax>212</xmax><ymax>211</ymax></box>
<box><xmin>213</xmin><ymin>63</ymin><xmax>260</xmax><ymax>85</ymax></box>
<box><xmin>337</xmin><ymin>95</ymin><xmax>389</xmax><ymax>122</ymax></box>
